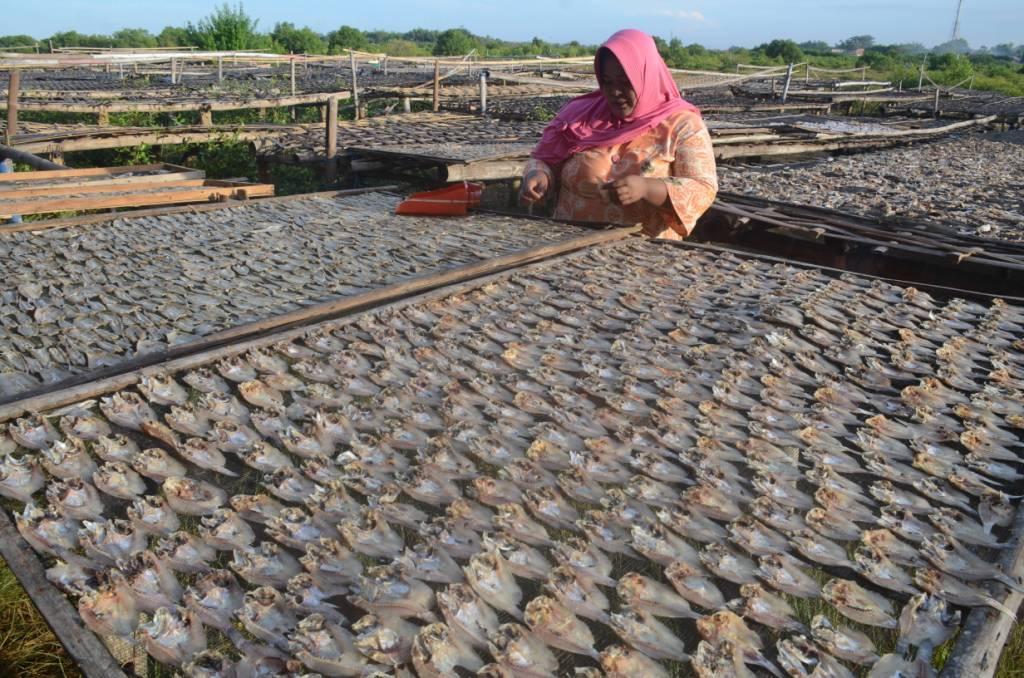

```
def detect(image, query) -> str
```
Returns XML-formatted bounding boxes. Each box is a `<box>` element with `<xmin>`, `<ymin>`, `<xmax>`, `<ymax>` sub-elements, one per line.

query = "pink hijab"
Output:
<box><xmin>531</xmin><ymin>29</ymin><xmax>699</xmax><ymax>166</ymax></box>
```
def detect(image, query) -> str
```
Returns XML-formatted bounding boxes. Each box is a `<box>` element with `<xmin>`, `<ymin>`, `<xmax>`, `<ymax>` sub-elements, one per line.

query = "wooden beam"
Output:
<box><xmin>0</xmin><ymin>508</ymin><xmax>128</xmax><ymax>678</ymax></box>
<box><xmin>5</xmin><ymin>69</ymin><xmax>19</xmax><ymax>144</ymax></box>
<box><xmin>0</xmin><ymin>164</ymin><xmax>203</xmax><ymax>189</ymax></box>
<box><xmin>1</xmin><ymin>177</ymin><xmax>208</xmax><ymax>199</ymax></box>
<box><xmin>0</xmin><ymin>181</ymin><xmax>274</xmax><ymax>215</ymax></box>
<box><xmin>0</xmin><ymin>185</ymin><xmax>399</xmax><ymax>234</ymax></box>
<box><xmin>7</xmin><ymin>91</ymin><xmax>351</xmax><ymax>114</ymax></box>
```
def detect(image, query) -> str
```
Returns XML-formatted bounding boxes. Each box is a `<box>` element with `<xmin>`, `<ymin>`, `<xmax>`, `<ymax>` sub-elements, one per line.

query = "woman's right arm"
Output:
<box><xmin>520</xmin><ymin>158</ymin><xmax>554</xmax><ymax>205</ymax></box>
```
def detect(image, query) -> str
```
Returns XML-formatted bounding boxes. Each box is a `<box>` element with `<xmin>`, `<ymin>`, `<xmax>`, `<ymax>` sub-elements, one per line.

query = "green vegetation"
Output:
<box><xmin>185</xmin><ymin>3</ymin><xmax>271</xmax><ymax>51</ymax></box>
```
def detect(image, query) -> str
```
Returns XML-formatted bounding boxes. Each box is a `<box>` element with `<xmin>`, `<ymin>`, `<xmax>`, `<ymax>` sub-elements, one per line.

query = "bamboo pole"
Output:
<box><xmin>325</xmin><ymin>95</ymin><xmax>338</xmax><ymax>182</ymax></box>
<box><xmin>781</xmin><ymin>63</ymin><xmax>794</xmax><ymax>103</ymax></box>
<box><xmin>290</xmin><ymin>57</ymin><xmax>296</xmax><ymax>96</ymax></box>
<box><xmin>217</xmin><ymin>56</ymin><xmax>223</xmax><ymax>83</ymax></box>
<box><xmin>349</xmin><ymin>50</ymin><xmax>359</xmax><ymax>120</ymax></box>
<box><xmin>479</xmin><ymin>70</ymin><xmax>488</xmax><ymax>115</ymax></box>
<box><xmin>934</xmin><ymin>87</ymin><xmax>941</xmax><ymax>116</ymax></box>
<box><xmin>433</xmin><ymin>60</ymin><xmax>440</xmax><ymax>111</ymax></box>
<box><xmin>5</xmin><ymin>69</ymin><xmax>20</xmax><ymax>145</ymax></box>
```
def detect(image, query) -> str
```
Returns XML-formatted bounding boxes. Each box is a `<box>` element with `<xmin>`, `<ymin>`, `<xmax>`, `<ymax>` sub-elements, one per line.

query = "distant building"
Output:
<box><xmin>831</xmin><ymin>47</ymin><xmax>865</xmax><ymax>57</ymax></box>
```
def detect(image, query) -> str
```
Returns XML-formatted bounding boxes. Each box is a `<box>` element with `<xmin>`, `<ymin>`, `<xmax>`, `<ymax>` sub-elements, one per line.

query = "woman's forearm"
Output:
<box><xmin>644</xmin><ymin>177</ymin><xmax>669</xmax><ymax>207</ymax></box>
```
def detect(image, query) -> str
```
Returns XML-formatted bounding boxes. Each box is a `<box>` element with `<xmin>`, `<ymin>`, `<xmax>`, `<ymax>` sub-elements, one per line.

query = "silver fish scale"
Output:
<box><xmin>0</xmin><ymin>192</ymin><xmax>589</xmax><ymax>399</ymax></box>
<box><xmin>3</xmin><ymin>238</ymin><xmax>1023</xmax><ymax>676</ymax></box>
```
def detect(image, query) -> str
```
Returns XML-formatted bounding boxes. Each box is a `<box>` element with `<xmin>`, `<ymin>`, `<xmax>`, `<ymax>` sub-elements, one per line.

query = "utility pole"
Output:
<box><xmin>951</xmin><ymin>0</ymin><xmax>965</xmax><ymax>41</ymax></box>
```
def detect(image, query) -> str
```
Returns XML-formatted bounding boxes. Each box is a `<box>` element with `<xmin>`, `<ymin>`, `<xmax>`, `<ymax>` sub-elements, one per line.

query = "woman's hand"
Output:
<box><xmin>519</xmin><ymin>170</ymin><xmax>550</xmax><ymax>205</ymax></box>
<box><xmin>605</xmin><ymin>176</ymin><xmax>668</xmax><ymax>207</ymax></box>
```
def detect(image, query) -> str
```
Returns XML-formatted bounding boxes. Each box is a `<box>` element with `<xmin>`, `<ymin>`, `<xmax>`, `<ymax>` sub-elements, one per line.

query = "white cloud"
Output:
<box><xmin>623</xmin><ymin>6</ymin><xmax>709</xmax><ymax>24</ymax></box>
<box><xmin>655</xmin><ymin>9</ymin><xmax>706</xmax><ymax>22</ymax></box>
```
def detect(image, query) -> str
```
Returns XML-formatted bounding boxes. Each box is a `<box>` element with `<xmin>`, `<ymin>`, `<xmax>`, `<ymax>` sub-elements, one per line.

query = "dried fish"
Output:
<box><xmin>822</xmin><ymin>578</ymin><xmax>898</xmax><ymax>628</ymax></box>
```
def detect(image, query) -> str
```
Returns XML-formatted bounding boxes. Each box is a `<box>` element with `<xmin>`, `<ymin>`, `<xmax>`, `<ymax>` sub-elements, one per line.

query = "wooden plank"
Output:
<box><xmin>0</xmin><ymin>507</ymin><xmax>128</xmax><ymax>678</ymax></box>
<box><xmin>0</xmin><ymin>162</ymin><xmax>187</xmax><ymax>182</ymax></box>
<box><xmin>0</xmin><ymin>224</ymin><xmax>639</xmax><ymax>416</ymax></box>
<box><xmin>446</xmin><ymin>159</ymin><xmax>528</xmax><ymax>181</ymax></box>
<box><xmin>0</xmin><ymin>185</ymin><xmax>399</xmax><ymax>233</ymax></box>
<box><xmin>0</xmin><ymin>165</ymin><xmax>204</xmax><ymax>191</ymax></box>
<box><xmin>0</xmin><ymin>177</ymin><xmax>208</xmax><ymax>199</ymax></box>
<box><xmin>0</xmin><ymin>182</ymin><xmax>274</xmax><ymax>215</ymax></box>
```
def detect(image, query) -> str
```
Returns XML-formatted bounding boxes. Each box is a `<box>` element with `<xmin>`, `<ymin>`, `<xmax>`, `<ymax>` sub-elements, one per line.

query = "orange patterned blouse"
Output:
<box><xmin>525</xmin><ymin>109</ymin><xmax>718</xmax><ymax>239</ymax></box>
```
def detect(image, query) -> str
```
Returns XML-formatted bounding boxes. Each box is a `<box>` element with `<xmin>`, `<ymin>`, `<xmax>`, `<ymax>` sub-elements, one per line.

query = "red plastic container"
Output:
<box><xmin>395</xmin><ymin>182</ymin><xmax>483</xmax><ymax>216</ymax></box>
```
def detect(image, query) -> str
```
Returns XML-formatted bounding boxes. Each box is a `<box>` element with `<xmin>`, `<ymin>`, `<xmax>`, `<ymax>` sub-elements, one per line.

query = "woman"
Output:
<box><xmin>520</xmin><ymin>29</ymin><xmax>718</xmax><ymax>239</ymax></box>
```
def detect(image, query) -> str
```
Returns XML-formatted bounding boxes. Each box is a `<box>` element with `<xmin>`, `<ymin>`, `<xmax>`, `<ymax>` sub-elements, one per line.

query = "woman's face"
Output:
<box><xmin>599</xmin><ymin>52</ymin><xmax>637</xmax><ymax>119</ymax></box>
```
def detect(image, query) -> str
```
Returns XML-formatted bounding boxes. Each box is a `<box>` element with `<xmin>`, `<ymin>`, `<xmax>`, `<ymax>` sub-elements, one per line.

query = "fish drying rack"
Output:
<box><xmin>0</xmin><ymin>194</ymin><xmax>1022</xmax><ymax>678</ymax></box>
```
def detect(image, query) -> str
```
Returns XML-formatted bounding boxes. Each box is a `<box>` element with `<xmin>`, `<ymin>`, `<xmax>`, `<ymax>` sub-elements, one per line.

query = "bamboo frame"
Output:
<box><xmin>3</xmin><ymin>90</ymin><xmax>351</xmax><ymax>114</ymax></box>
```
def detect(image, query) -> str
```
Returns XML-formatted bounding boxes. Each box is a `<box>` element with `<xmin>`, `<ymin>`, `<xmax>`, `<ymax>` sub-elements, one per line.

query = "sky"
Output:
<box><xmin>6</xmin><ymin>0</ymin><xmax>1021</xmax><ymax>49</ymax></box>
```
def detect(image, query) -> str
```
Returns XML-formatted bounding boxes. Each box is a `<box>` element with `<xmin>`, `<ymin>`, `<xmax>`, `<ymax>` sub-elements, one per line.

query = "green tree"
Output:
<box><xmin>837</xmin><ymin>35</ymin><xmax>875</xmax><ymax>50</ymax></box>
<box><xmin>403</xmin><ymin>28</ymin><xmax>439</xmax><ymax>44</ymax></box>
<box><xmin>186</xmin><ymin>3</ymin><xmax>268</xmax><ymax>51</ymax></box>
<box><xmin>0</xmin><ymin>35</ymin><xmax>36</xmax><ymax>48</ymax></box>
<box><xmin>991</xmin><ymin>43</ymin><xmax>1016</xmax><ymax>58</ymax></box>
<box><xmin>157</xmin><ymin>26</ymin><xmax>190</xmax><ymax>47</ymax></box>
<box><xmin>111</xmin><ymin>28</ymin><xmax>157</xmax><ymax>48</ymax></box>
<box><xmin>891</xmin><ymin>42</ymin><xmax>927</xmax><ymax>55</ymax></box>
<box><xmin>433</xmin><ymin>28</ymin><xmax>478</xmax><ymax>56</ymax></box>
<box><xmin>379</xmin><ymin>39</ymin><xmax>426</xmax><ymax>56</ymax></box>
<box><xmin>47</xmin><ymin>31</ymin><xmax>113</xmax><ymax>48</ymax></box>
<box><xmin>933</xmin><ymin>38</ymin><xmax>970</xmax><ymax>55</ymax></box>
<box><xmin>327</xmin><ymin>25</ymin><xmax>368</xmax><ymax>53</ymax></box>
<box><xmin>271</xmin><ymin>22</ymin><xmax>326</xmax><ymax>54</ymax></box>
<box><xmin>798</xmin><ymin>40</ymin><xmax>831</xmax><ymax>53</ymax></box>
<box><xmin>530</xmin><ymin>36</ymin><xmax>550</xmax><ymax>55</ymax></box>
<box><xmin>761</xmin><ymin>39</ymin><xmax>803</xmax><ymax>63</ymax></box>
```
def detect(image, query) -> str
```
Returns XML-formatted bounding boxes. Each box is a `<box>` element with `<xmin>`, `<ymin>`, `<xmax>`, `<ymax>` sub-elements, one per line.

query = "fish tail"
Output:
<box><xmin>995</xmin><ymin>573</ymin><xmax>1024</xmax><ymax>594</ymax></box>
<box><xmin>983</xmin><ymin>596</ymin><xmax>1019</xmax><ymax>621</ymax></box>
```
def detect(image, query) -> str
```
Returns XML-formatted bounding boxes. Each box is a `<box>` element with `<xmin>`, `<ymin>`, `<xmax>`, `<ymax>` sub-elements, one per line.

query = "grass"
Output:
<box><xmin>997</xmin><ymin>622</ymin><xmax>1024</xmax><ymax>677</ymax></box>
<box><xmin>0</xmin><ymin>559</ymin><xmax>81</xmax><ymax>678</ymax></box>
